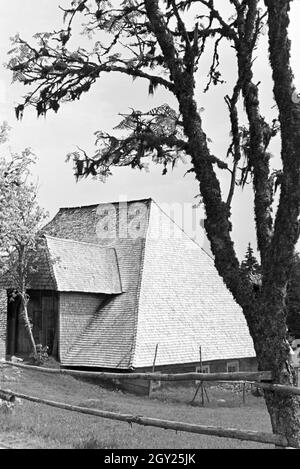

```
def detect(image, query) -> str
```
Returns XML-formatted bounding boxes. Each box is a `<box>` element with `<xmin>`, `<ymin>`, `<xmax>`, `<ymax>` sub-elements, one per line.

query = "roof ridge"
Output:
<box><xmin>58</xmin><ymin>197</ymin><xmax>153</xmax><ymax>211</ymax></box>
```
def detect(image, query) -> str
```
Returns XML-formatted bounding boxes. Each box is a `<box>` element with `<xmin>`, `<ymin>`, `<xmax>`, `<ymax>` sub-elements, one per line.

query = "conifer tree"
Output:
<box><xmin>241</xmin><ymin>243</ymin><xmax>261</xmax><ymax>277</ymax></box>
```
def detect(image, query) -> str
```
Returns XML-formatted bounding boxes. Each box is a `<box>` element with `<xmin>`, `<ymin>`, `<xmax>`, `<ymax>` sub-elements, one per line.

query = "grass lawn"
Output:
<box><xmin>0</xmin><ymin>362</ymin><xmax>274</xmax><ymax>449</ymax></box>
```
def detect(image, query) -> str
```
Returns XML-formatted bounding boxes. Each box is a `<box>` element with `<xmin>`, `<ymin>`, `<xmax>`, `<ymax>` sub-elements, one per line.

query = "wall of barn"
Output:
<box><xmin>59</xmin><ymin>292</ymin><xmax>105</xmax><ymax>362</ymax></box>
<box><xmin>118</xmin><ymin>357</ymin><xmax>258</xmax><ymax>395</ymax></box>
<box><xmin>0</xmin><ymin>289</ymin><xmax>7</xmax><ymax>359</ymax></box>
<box><xmin>136</xmin><ymin>357</ymin><xmax>257</xmax><ymax>374</ymax></box>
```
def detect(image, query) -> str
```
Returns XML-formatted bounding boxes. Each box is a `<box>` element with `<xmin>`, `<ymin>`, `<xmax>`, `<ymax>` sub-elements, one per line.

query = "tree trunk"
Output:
<box><xmin>19</xmin><ymin>293</ymin><xmax>37</xmax><ymax>356</ymax></box>
<box><xmin>264</xmin><ymin>393</ymin><xmax>300</xmax><ymax>448</ymax></box>
<box><xmin>259</xmin><ymin>0</ymin><xmax>300</xmax><ymax>446</ymax></box>
<box><xmin>244</xmin><ymin>298</ymin><xmax>300</xmax><ymax>447</ymax></box>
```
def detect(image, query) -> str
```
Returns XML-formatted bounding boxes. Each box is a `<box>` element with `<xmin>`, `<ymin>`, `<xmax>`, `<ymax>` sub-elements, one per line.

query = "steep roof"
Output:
<box><xmin>45</xmin><ymin>236</ymin><xmax>122</xmax><ymax>294</ymax></box>
<box><xmin>44</xmin><ymin>198</ymin><xmax>255</xmax><ymax>369</ymax></box>
<box><xmin>132</xmin><ymin>201</ymin><xmax>255</xmax><ymax>367</ymax></box>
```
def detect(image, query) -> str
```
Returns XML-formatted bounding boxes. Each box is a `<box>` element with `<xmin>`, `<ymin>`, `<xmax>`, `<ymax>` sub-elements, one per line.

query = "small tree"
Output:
<box><xmin>241</xmin><ymin>243</ymin><xmax>261</xmax><ymax>278</ymax></box>
<box><xmin>240</xmin><ymin>243</ymin><xmax>261</xmax><ymax>290</ymax></box>
<box><xmin>0</xmin><ymin>130</ymin><xmax>48</xmax><ymax>357</ymax></box>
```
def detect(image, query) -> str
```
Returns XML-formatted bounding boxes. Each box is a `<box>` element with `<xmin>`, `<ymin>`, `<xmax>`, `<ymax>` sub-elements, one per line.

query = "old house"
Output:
<box><xmin>0</xmin><ymin>198</ymin><xmax>256</xmax><ymax>377</ymax></box>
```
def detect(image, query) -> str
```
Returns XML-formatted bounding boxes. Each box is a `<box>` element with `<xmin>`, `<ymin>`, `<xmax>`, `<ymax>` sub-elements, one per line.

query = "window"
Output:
<box><xmin>227</xmin><ymin>360</ymin><xmax>239</xmax><ymax>373</ymax></box>
<box><xmin>195</xmin><ymin>365</ymin><xmax>210</xmax><ymax>384</ymax></box>
<box><xmin>196</xmin><ymin>365</ymin><xmax>210</xmax><ymax>374</ymax></box>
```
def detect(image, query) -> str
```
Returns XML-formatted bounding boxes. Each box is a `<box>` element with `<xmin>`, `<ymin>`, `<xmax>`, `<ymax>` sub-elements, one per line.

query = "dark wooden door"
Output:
<box><xmin>9</xmin><ymin>291</ymin><xmax>58</xmax><ymax>356</ymax></box>
<box><xmin>41</xmin><ymin>295</ymin><xmax>57</xmax><ymax>353</ymax></box>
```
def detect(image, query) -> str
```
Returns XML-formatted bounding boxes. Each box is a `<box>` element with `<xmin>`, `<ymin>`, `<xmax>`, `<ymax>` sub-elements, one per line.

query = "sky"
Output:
<box><xmin>0</xmin><ymin>0</ymin><xmax>300</xmax><ymax>260</ymax></box>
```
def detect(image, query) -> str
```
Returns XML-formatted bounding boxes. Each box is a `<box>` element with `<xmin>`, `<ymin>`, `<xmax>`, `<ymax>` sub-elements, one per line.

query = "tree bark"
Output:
<box><xmin>257</xmin><ymin>0</ymin><xmax>300</xmax><ymax>446</ymax></box>
<box><xmin>244</xmin><ymin>300</ymin><xmax>300</xmax><ymax>447</ymax></box>
<box><xmin>19</xmin><ymin>293</ymin><xmax>37</xmax><ymax>356</ymax></box>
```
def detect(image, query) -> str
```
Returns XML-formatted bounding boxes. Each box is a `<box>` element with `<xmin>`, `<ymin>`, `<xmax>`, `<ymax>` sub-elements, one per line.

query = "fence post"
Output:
<box><xmin>190</xmin><ymin>346</ymin><xmax>209</xmax><ymax>405</ymax></box>
<box><xmin>242</xmin><ymin>382</ymin><xmax>246</xmax><ymax>405</ymax></box>
<box><xmin>149</xmin><ymin>343</ymin><xmax>159</xmax><ymax>397</ymax></box>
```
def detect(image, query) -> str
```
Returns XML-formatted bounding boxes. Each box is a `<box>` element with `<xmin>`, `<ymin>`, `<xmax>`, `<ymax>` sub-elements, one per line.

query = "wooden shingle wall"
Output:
<box><xmin>59</xmin><ymin>292</ymin><xmax>105</xmax><ymax>362</ymax></box>
<box><xmin>136</xmin><ymin>357</ymin><xmax>258</xmax><ymax>374</ymax></box>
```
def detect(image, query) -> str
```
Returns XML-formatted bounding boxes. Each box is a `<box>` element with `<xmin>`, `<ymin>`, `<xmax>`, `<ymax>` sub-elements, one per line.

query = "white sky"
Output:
<box><xmin>0</xmin><ymin>0</ymin><xmax>300</xmax><ymax>259</ymax></box>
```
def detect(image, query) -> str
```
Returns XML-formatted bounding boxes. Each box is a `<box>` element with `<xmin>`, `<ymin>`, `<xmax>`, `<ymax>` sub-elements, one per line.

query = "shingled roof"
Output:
<box><xmin>132</xmin><ymin>201</ymin><xmax>255</xmax><ymax>367</ymax></box>
<box><xmin>45</xmin><ymin>236</ymin><xmax>122</xmax><ymax>294</ymax></box>
<box><xmin>42</xmin><ymin>198</ymin><xmax>255</xmax><ymax>369</ymax></box>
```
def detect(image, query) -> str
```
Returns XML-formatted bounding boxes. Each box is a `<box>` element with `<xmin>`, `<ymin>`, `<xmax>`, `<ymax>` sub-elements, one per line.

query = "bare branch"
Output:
<box><xmin>196</xmin><ymin>0</ymin><xmax>239</xmax><ymax>43</ymax></box>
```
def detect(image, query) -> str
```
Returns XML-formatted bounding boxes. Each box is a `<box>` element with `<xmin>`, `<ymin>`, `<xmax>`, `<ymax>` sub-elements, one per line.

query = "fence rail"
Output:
<box><xmin>1</xmin><ymin>360</ymin><xmax>272</xmax><ymax>382</ymax></box>
<box><xmin>6</xmin><ymin>360</ymin><xmax>300</xmax><ymax>396</ymax></box>
<box><xmin>0</xmin><ymin>386</ymin><xmax>288</xmax><ymax>448</ymax></box>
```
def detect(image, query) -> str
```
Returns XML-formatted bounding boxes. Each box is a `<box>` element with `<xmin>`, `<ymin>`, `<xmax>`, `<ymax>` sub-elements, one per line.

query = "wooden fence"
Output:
<box><xmin>0</xmin><ymin>360</ymin><xmax>299</xmax><ymax>448</ymax></box>
<box><xmin>1</xmin><ymin>360</ymin><xmax>272</xmax><ymax>382</ymax></box>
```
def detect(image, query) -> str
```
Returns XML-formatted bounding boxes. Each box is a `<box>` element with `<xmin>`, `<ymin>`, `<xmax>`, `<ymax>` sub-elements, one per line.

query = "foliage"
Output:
<box><xmin>30</xmin><ymin>344</ymin><xmax>49</xmax><ymax>365</ymax></box>
<box><xmin>0</xmin><ymin>150</ymin><xmax>48</xmax><ymax>292</ymax></box>
<box><xmin>67</xmin><ymin>104</ymin><xmax>187</xmax><ymax>180</ymax></box>
<box><xmin>6</xmin><ymin>0</ymin><xmax>276</xmax><ymax>189</ymax></box>
<box><xmin>0</xmin><ymin>149</ymin><xmax>47</xmax><ymax>270</ymax></box>
<box><xmin>240</xmin><ymin>243</ymin><xmax>261</xmax><ymax>289</ymax></box>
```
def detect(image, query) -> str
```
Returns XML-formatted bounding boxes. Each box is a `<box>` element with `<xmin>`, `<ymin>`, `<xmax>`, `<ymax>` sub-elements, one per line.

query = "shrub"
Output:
<box><xmin>30</xmin><ymin>344</ymin><xmax>49</xmax><ymax>365</ymax></box>
<box><xmin>73</xmin><ymin>435</ymin><xmax>117</xmax><ymax>449</ymax></box>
